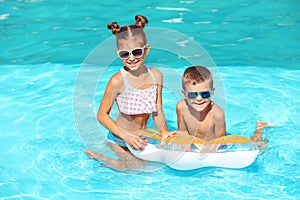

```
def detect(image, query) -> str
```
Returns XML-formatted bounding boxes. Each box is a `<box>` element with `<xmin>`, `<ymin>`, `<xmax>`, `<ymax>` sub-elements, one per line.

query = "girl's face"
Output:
<box><xmin>117</xmin><ymin>40</ymin><xmax>150</xmax><ymax>71</ymax></box>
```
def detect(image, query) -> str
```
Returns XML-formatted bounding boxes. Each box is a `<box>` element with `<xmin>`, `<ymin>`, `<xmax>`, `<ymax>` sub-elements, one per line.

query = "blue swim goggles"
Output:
<box><xmin>184</xmin><ymin>90</ymin><xmax>211</xmax><ymax>100</ymax></box>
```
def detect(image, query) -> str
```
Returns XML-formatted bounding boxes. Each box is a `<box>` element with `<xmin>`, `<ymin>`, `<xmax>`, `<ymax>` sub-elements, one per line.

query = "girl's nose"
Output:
<box><xmin>128</xmin><ymin>53</ymin><xmax>135</xmax><ymax>61</ymax></box>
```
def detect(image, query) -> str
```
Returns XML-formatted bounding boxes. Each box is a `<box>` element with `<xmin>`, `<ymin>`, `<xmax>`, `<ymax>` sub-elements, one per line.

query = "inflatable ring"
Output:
<box><xmin>127</xmin><ymin>128</ymin><xmax>259</xmax><ymax>170</ymax></box>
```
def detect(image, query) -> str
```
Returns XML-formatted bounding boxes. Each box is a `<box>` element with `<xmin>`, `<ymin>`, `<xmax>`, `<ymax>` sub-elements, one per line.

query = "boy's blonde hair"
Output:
<box><xmin>182</xmin><ymin>66</ymin><xmax>213</xmax><ymax>90</ymax></box>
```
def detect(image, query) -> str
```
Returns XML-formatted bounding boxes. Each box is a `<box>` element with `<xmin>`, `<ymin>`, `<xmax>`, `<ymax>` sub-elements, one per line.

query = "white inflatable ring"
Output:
<box><xmin>127</xmin><ymin>129</ymin><xmax>259</xmax><ymax>170</ymax></box>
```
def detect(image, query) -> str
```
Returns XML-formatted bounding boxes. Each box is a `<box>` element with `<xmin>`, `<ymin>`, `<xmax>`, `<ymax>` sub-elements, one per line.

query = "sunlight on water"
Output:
<box><xmin>1</xmin><ymin>64</ymin><xmax>300</xmax><ymax>199</ymax></box>
<box><xmin>0</xmin><ymin>0</ymin><xmax>300</xmax><ymax>199</ymax></box>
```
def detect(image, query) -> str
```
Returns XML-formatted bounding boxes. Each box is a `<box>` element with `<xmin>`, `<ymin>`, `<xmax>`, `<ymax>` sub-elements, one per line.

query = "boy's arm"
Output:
<box><xmin>176</xmin><ymin>101</ymin><xmax>187</xmax><ymax>132</ymax></box>
<box><xmin>177</xmin><ymin>101</ymin><xmax>192</xmax><ymax>151</ymax></box>
<box><xmin>212</xmin><ymin>105</ymin><xmax>226</xmax><ymax>138</ymax></box>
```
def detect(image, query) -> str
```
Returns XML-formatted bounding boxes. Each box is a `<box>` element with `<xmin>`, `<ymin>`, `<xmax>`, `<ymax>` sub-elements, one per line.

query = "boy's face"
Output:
<box><xmin>183</xmin><ymin>81</ymin><xmax>214</xmax><ymax>112</ymax></box>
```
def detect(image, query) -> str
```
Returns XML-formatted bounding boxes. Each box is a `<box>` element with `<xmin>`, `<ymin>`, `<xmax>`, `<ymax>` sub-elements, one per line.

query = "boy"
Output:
<box><xmin>176</xmin><ymin>66</ymin><xmax>273</xmax><ymax>150</ymax></box>
<box><xmin>176</xmin><ymin>66</ymin><xmax>225</xmax><ymax>141</ymax></box>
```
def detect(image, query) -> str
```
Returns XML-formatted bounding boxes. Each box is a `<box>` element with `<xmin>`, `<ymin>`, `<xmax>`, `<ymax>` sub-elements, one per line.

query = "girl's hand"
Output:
<box><xmin>124</xmin><ymin>134</ymin><xmax>148</xmax><ymax>150</ymax></box>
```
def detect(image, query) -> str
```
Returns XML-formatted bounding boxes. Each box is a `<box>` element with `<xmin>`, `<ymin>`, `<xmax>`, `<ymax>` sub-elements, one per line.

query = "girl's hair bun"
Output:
<box><xmin>107</xmin><ymin>22</ymin><xmax>121</xmax><ymax>35</ymax></box>
<box><xmin>135</xmin><ymin>15</ymin><xmax>148</xmax><ymax>28</ymax></box>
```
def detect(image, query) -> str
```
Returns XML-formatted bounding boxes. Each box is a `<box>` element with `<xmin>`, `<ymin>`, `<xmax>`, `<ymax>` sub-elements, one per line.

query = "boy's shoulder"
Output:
<box><xmin>176</xmin><ymin>99</ymin><xmax>188</xmax><ymax>111</ymax></box>
<box><xmin>211</xmin><ymin>102</ymin><xmax>224</xmax><ymax>112</ymax></box>
<box><xmin>211</xmin><ymin>102</ymin><xmax>225</xmax><ymax>119</ymax></box>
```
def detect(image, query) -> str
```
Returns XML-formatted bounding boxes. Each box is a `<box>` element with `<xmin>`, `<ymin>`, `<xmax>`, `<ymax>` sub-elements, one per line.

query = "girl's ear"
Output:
<box><xmin>144</xmin><ymin>44</ymin><xmax>150</xmax><ymax>56</ymax></box>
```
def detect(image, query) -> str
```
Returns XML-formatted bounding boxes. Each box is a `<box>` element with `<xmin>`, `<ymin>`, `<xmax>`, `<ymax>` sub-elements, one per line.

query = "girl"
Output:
<box><xmin>85</xmin><ymin>15</ymin><xmax>170</xmax><ymax>171</ymax></box>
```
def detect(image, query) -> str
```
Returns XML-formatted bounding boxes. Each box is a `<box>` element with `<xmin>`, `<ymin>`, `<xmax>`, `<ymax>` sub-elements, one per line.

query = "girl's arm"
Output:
<box><xmin>150</xmin><ymin>69</ymin><xmax>170</xmax><ymax>144</ymax></box>
<box><xmin>97</xmin><ymin>74</ymin><xmax>147</xmax><ymax>150</ymax></box>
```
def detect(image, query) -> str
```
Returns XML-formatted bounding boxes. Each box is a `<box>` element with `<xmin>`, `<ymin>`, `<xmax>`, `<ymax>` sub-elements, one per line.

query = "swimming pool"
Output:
<box><xmin>1</xmin><ymin>0</ymin><xmax>300</xmax><ymax>199</ymax></box>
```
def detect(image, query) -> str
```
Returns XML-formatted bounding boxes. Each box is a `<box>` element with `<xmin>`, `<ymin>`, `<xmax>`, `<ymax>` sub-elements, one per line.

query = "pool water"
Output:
<box><xmin>1</xmin><ymin>0</ymin><xmax>300</xmax><ymax>199</ymax></box>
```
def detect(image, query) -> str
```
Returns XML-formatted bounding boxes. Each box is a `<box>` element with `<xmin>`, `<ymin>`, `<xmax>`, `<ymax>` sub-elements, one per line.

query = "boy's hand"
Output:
<box><xmin>160</xmin><ymin>131</ymin><xmax>177</xmax><ymax>146</ymax></box>
<box><xmin>256</xmin><ymin>120</ymin><xmax>276</xmax><ymax>129</ymax></box>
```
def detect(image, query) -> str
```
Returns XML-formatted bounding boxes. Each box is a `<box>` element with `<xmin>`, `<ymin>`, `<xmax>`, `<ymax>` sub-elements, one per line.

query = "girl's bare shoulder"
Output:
<box><xmin>106</xmin><ymin>71</ymin><xmax>124</xmax><ymax>92</ymax></box>
<box><xmin>149</xmin><ymin>67</ymin><xmax>162</xmax><ymax>77</ymax></box>
<box><xmin>108</xmin><ymin>71</ymin><xmax>123</xmax><ymax>85</ymax></box>
<box><xmin>148</xmin><ymin>67</ymin><xmax>161</xmax><ymax>74</ymax></box>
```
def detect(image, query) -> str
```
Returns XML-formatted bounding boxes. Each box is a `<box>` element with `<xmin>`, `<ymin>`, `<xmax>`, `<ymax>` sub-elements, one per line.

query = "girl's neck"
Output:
<box><xmin>124</xmin><ymin>65</ymin><xmax>147</xmax><ymax>77</ymax></box>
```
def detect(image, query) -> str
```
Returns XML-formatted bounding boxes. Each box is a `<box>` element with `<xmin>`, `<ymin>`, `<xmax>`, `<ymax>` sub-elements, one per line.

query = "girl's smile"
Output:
<box><xmin>118</xmin><ymin>44</ymin><xmax>149</xmax><ymax>70</ymax></box>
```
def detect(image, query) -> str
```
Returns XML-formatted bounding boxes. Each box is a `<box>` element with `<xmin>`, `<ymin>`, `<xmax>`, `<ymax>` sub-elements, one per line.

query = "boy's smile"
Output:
<box><xmin>187</xmin><ymin>98</ymin><xmax>211</xmax><ymax>112</ymax></box>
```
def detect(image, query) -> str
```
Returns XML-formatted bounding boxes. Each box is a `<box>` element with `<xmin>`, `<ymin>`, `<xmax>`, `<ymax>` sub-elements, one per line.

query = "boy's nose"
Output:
<box><xmin>195</xmin><ymin>95</ymin><xmax>201</xmax><ymax>100</ymax></box>
<box><xmin>195</xmin><ymin>94</ymin><xmax>204</xmax><ymax>101</ymax></box>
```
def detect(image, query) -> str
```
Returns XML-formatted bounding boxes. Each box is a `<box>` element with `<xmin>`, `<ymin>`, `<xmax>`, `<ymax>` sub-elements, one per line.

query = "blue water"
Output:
<box><xmin>1</xmin><ymin>0</ymin><xmax>300</xmax><ymax>199</ymax></box>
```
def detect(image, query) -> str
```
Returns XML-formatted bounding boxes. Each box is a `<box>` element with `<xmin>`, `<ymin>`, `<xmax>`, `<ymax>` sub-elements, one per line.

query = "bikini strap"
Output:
<box><xmin>147</xmin><ymin>67</ymin><xmax>156</xmax><ymax>84</ymax></box>
<box><xmin>120</xmin><ymin>68</ymin><xmax>130</xmax><ymax>88</ymax></box>
<box><xmin>120</xmin><ymin>67</ymin><xmax>156</xmax><ymax>88</ymax></box>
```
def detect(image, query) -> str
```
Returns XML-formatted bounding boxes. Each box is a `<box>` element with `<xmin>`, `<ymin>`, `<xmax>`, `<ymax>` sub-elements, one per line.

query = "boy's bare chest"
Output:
<box><xmin>184</xmin><ymin>112</ymin><xmax>214</xmax><ymax>139</ymax></box>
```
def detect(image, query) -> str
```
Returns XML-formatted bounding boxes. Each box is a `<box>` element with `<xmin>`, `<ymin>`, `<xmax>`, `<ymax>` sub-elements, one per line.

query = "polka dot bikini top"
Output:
<box><xmin>116</xmin><ymin>67</ymin><xmax>158</xmax><ymax>115</ymax></box>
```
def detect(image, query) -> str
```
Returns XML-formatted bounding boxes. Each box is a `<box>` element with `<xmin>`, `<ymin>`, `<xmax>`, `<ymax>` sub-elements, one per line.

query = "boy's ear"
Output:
<box><xmin>211</xmin><ymin>87</ymin><xmax>215</xmax><ymax>96</ymax></box>
<box><xmin>181</xmin><ymin>89</ymin><xmax>186</xmax><ymax>97</ymax></box>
